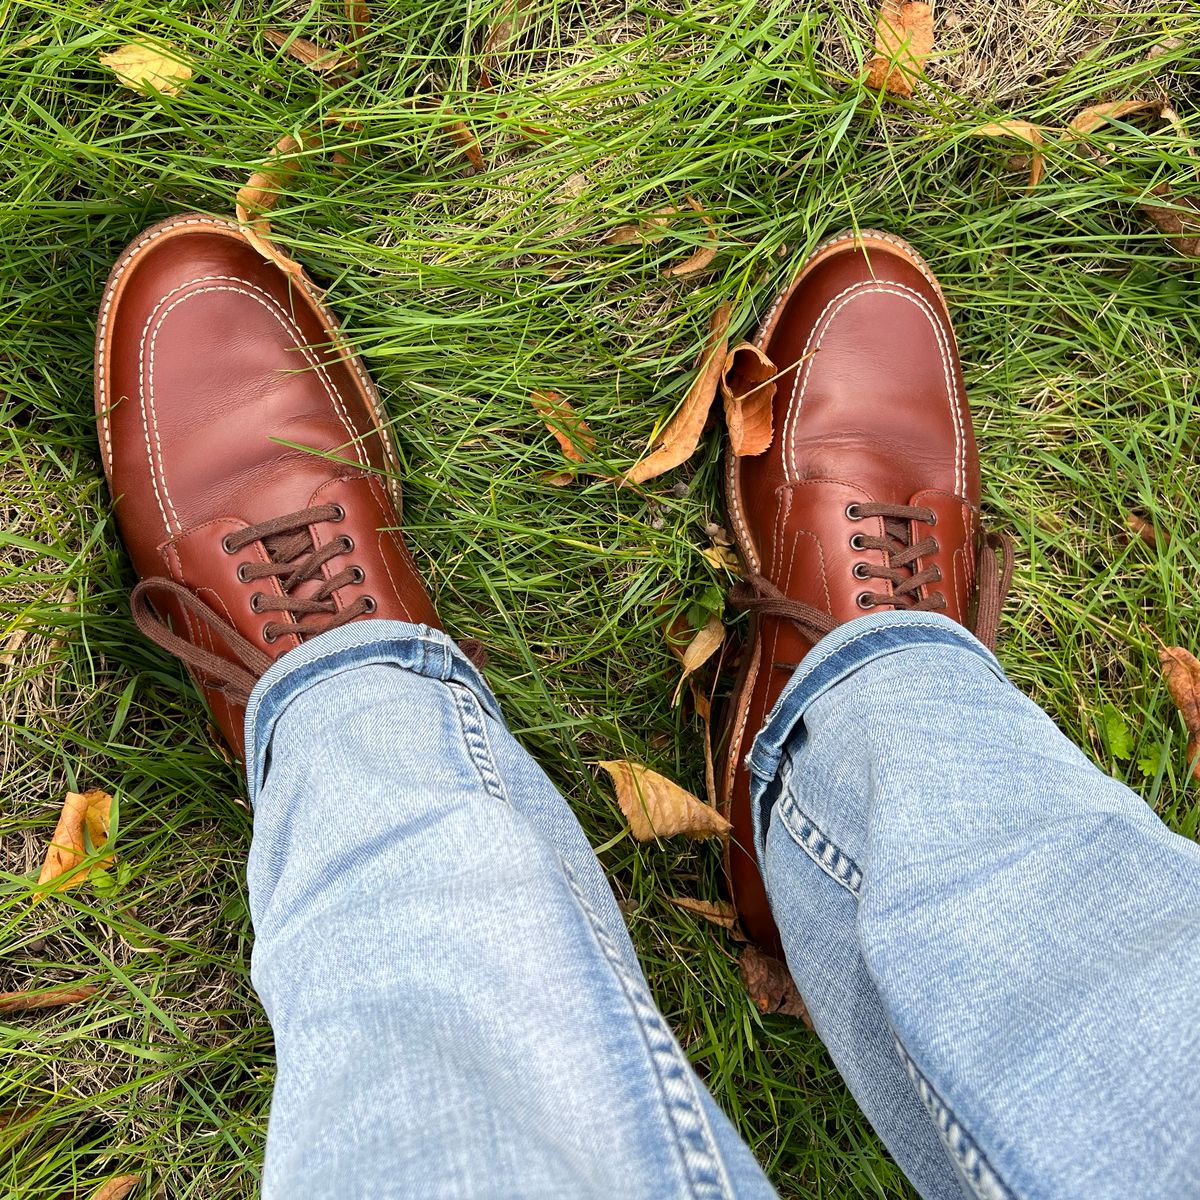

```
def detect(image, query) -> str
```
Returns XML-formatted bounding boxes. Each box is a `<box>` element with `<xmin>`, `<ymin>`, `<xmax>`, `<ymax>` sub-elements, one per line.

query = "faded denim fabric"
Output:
<box><xmin>751</xmin><ymin>610</ymin><xmax>1200</xmax><ymax>1200</ymax></box>
<box><xmin>243</xmin><ymin>614</ymin><xmax>1200</xmax><ymax>1200</ymax></box>
<box><xmin>244</xmin><ymin>621</ymin><xmax>776</xmax><ymax>1200</ymax></box>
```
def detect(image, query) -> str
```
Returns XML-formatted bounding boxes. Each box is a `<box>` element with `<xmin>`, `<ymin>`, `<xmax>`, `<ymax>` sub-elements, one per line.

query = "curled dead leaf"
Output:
<box><xmin>1125</xmin><ymin>512</ymin><xmax>1166</xmax><ymax>548</ymax></box>
<box><xmin>37</xmin><ymin>789</ymin><xmax>114</xmax><ymax>894</ymax></box>
<box><xmin>607</xmin><ymin>199</ymin><xmax>719</xmax><ymax>277</ymax></box>
<box><xmin>236</xmin><ymin>132</ymin><xmax>316</xmax><ymax>281</ymax></box>
<box><xmin>624</xmin><ymin>302</ymin><xmax>733</xmax><ymax>485</ymax></box>
<box><xmin>1066</xmin><ymin>99</ymin><xmax>1170</xmax><ymax>139</ymax></box>
<box><xmin>740</xmin><ymin>946</ymin><xmax>812</xmax><ymax>1025</ymax></box>
<box><xmin>668</xmin><ymin>896</ymin><xmax>738</xmax><ymax>930</ymax></box>
<box><xmin>969</xmin><ymin>120</ymin><xmax>1046</xmax><ymax>190</ymax></box>
<box><xmin>1140</xmin><ymin>185</ymin><xmax>1200</xmax><ymax>259</ymax></box>
<box><xmin>700</xmin><ymin>544</ymin><xmax>740</xmax><ymax>572</ymax></box>
<box><xmin>90</xmin><ymin>1176</ymin><xmax>142</xmax><ymax>1200</ymax></box>
<box><xmin>531</xmin><ymin>390</ymin><xmax>594</xmax><ymax>467</ymax></box>
<box><xmin>1156</xmin><ymin>641</ymin><xmax>1200</xmax><ymax>782</ymax></box>
<box><xmin>0</xmin><ymin>984</ymin><xmax>100</xmax><ymax>1013</ymax></box>
<box><xmin>263</xmin><ymin>29</ymin><xmax>356</xmax><ymax>76</ymax></box>
<box><xmin>599</xmin><ymin>760</ymin><xmax>730</xmax><ymax>841</ymax></box>
<box><xmin>480</xmin><ymin>0</ymin><xmax>532</xmax><ymax>90</ymax></box>
<box><xmin>721</xmin><ymin>342</ymin><xmax>776</xmax><ymax>455</ymax></box>
<box><xmin>671</xmin><ymin>613</ymin><xmax>725</xmax><ymax>705</ymax></box>
<box><xmin>864</xmin><ymin>0</ymin><xmax>933</xmax><ymax>98</ymax></box>
<box><xmin>99</xmin><ymin>41</ymin><xmax>193</xmax><ymax>96</ymax></box>
<box><xmin>663</xmin><ymin>199</ymin><xmax>718</xmax><ymax>278</ymax></box>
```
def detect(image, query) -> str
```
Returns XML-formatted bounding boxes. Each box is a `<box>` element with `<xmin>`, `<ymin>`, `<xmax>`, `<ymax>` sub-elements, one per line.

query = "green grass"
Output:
<box><xmin>1</xmin><ymin>0</ymin><xmax>1198</xmax><ymax>1195</ymax></box>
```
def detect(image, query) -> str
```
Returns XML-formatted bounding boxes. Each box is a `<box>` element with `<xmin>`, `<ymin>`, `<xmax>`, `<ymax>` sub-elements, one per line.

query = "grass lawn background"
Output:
<box><xmin>2</xmin><ymin>0</ymin><xmax>1198</xmax><ymax>1195</ymax></box>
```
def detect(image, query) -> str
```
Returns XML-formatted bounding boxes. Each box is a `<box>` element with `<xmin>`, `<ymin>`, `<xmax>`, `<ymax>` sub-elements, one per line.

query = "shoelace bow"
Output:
<box><xmin>132</xmin><ymin>504</ymin><xmax>484</xmax><ymax>705</ymax></box>
<box><xmin>730</xmin><ymin>501</ymin><xmax>1014</xmax><ymax>653</ymax></box>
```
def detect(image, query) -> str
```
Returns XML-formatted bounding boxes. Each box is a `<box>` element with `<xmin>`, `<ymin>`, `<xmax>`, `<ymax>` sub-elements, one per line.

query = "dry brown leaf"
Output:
<box><xmin>1125</xmin><ymin>512</ymin><xmax>1166</xmax><ymax>548</ymax></box>
<box><xmin>1067</xmin><ymin>99</ymin><xmax>1166</xmax><ymax>138</ymax></box>
<box><xmin>263</xmin><ymin>29</ymin><xmax>356</xmax><ymax>76</ymax></box>
<box><xmin>1157</xmin><ymin>642</ymin><xmax>1200</xmax><ymax>781</ymax></box>
<box><xmin>445</xmin><ymin>119</ymin><xmax>485</xmax><ymax>174</ymax></box>
<box><xmin>1140</xmin><ymin>185</ymin><xmax>1200</xmax><ymax>259</ymax></box>
<box><xmin>605</xmin><ymin>206</ymin><xmax>678</xmax><ymax>246</ymax></box>
<box><xmin>624</xmin><ymin>302</ymin><xmax>733</xmax><ymax>485</ymax></box>
<box><xmin>0</xmin><ymin>984</ymin><xmax>100</xmax><ymax>1013</ymax></box>
<box><xmin>739</xmin><ymin>945</ymin><xmax>812</xmax><ymax>1026</ymax></box>
<box><xmin>531</xmin><ymin>391</ymin><xmax>594</xmax><ymax>465</ymax></box>
<box><xmin>480</xmin><ymin>0</ymin><xmax>532</xmax><ymax>90</ymax></box>
<box><xmin>344</xmin><ymin>0</ymin><xmax>370</xmax><ymax>42</ymax></box>
<box><xmin>599</xmin><ymin>760</ymin><xmax>731</xmax><ymax>841</ymax></box>
<box><xmin>90</xmin><ymin>1177</ymin><xmax>141</xmax><ymax>1200</ymax></box>
<box><xmin>970</xmin><ymin>120</ymin><xmax>1046</xmax><ymax>190</ymax></box>
<box><xmin>668</xmin><ymin>896</ymin><xmax>737</xmax><ymax>929</ymax></box>
<box><xmin>721</xmin><ymin>342</ymin><xmax>776</xmax><ymax>455</ymax></box>
<box><xmin>100</xmin><ymin>41</ymin><xmax>193</xmax><ymax>96</ymax></box>
<box><xmin>37</xmin><ymin>789</ymin><xmax>114</xmax><ymax>894</ymax></box>
<box><xmin>663</xmin><ymin>199</ymin><xmax>718</xmax><ymax>278</ymax></box>
<box><xmin>671</xmin><ymin>613</ymin><xmax>725</xmax><ymax>705</ymax></box>
<box><xmin>864</xmin><ymin>1</ymin><xmax>933</xmax><ymax>98</ymax></box>
<box><xmin>700</xmin><ymin>544</ymin><xmax>740</xmax><ymax>571</ymax></box>
<box><xmin>236</xmin><ymin>132</ymin><xmax>314</xmax><ymax>281</ymax></box>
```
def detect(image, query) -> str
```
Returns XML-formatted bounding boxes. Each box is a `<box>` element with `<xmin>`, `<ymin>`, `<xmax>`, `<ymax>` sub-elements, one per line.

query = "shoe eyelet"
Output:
<box><xmin>845</xmin><ymin>504</ymin><xmax>862</xmax><ymax>521</ymax></box>
<box><xmin>857</xmin><ymin>593</ymin><xmax>875</xmax><ymax>610</ymax></box>
<box><xmin>350</xmin><ymin>566</ymin><xmax>365</xmax><ymax>585</ymax></box>
<box><xmin>221</xmin><ymin>534</ymin><xmax>237</xmax><ymax>554</ymax></box>
<box><xmin>339</xmin><ymin>535</ymin><xmax>355</xmax><ymax>553</ymax></box>
<box><xmin>927</xmin><ymin>511</ymin><xmax>938</xmax><ymax>526</ymax></box>
<box><xmin>849</xmin><ymin>534</ymin><xmax>867</xmax><ymax>551</ymax></box>
<box><xmin>262</xmin><ymin>625</ymin><xmax>278</xmax><ymax>644</ymax></box>
<box><xmin>330</xmin><ymin>504</ymin><xmax>346</xmax><ymax>521</ymax></box>
<box><xmin>931</xmin><ymin>566</ymin><xmax>944</xmax><ymax>583</ymax></box>
<box><xmin>249</xmin><ymin>592</ymin><xmax>264</xmax><ymax>613</ymax></box>
<box><xmin>930</xmin><ymin>537</ymin><xmax>940</xmax><ymax>554</ymax></box>
<box><xmin>236</xmin><ymin>563</ymin><xmax>252</xmax><ymax>583</ymax></box>
<box><xmin>361</xmin><ymin>595</ymin><xmax>377</xmax><ymax>614</ymax></box>
<box><xmin>852</xmin><ymin>562</ymin><xmax>871</xmax><ymax>579</ymax></box>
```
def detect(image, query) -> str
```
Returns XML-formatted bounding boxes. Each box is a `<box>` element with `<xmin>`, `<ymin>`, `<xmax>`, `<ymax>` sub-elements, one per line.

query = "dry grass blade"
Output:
<box><xmin>37</xmin><ymin>789</ymin><xmax>114</xmax><ymax>894</ymax></box>
<box><xmin>90</xmin><ymin>1177</ymin><xmax>141</xmax><ymax>1200</ymax></box>
<box><xmin>531</xmin><ymin>390</ymin><xmax>594</xmax><ymax>464</ymax></box>
<box><xmin>624</xmin><ymin>302</ymin><xmax>733</xmax><ymax>484</ymax></box>
<box><xmin>263</xmin><ymin>30</ymin><xmax>356</xmax><ymax>76</ymax></box>
<box><xmin>864</xmin><ymin>0</ymin><xmax>933</xmax><ymax>98</ymax></box>
<box><xmin>739</xmin><ymin>946</ymin><xmax>812</xmax><ymax>1025</ymax></box>
<box><xmin>99</xmin><ymin>41</ymin><xmax>193</xmax><ymax>96</ymax></box>
<box><xmin>668</xmin><ymin>896</ymin><xmax>737</xmax><ymax>929</ymax></box>
<box><xmin>970</xmin><ymin>120</ymin><xmax>1046</xmax><ymax>189</ymax></box>
<box><xmin>599</xmin><ymin>760</ymin><xmax>730</xmax><ymax>841</ymax></box>
<box><xmin>0</xmin><ymin>984</ymin><xmax>100</xmax><ymax>1013</ymax></box>
<box><xmin>721</xmin><ymin>342</ymin><xmax>776</xmax><ymax>455</ymax></box>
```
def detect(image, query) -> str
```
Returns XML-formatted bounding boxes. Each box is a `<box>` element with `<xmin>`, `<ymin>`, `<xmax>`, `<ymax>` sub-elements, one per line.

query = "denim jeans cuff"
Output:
<box><xmin>243</xmin><ymin>620</ymin><xmax>498</xmax><ymax>806</ymax></box>
<box><xmin>746</xmin><ymin>611</ymin><xmax>1008</xmax><ymax>799</ymax></box>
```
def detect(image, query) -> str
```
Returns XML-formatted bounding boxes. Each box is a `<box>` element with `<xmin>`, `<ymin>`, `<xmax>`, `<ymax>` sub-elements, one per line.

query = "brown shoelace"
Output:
<box><xmin>730</xmin><ymin>501</ymin><xmax>1014</xmax><ymax>653</ymax></box>
<box><xmin>131</xmin><ymin>504</ymin><xmax>382</xmax><ymax>705</ymax></box>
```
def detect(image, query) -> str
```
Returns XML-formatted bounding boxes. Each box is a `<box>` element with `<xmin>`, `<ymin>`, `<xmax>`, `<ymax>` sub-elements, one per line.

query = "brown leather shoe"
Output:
<box><xmin>95</xmin><ymin>214</ymin><xmax>440</xmax><ymax>758</ymax></box>
<box><xmin>720</xmin><ymin>229</ymin><xmax>1012</xmax><ymax>955</ymax></box>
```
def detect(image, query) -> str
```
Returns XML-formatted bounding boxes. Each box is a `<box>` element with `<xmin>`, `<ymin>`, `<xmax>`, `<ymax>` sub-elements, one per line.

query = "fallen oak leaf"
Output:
<box><xmin>1140</xmin><ymin>185</ymin><xmax>1200</xmax><ymax>259</ymax></box>
<box><xmin>624</xmin><ymin>302</ymin><xmax>733</xmax><ymax>485</ymax></box>
<box><xmin>531</xmin><ymin>390</ymin><xmax>594</xmax><ymax>464</ymax></box>
<box><xmin>969</xmin><ymin>120</ymin><xmax>1046</xmax><ymax>190</ymax></box>
<box><xmin>37</xmin><ymin>789</ymin><xmax>114</xmax><ymax>895</ymax></box>
<box><xmin>0</xmin><ymin>984</ymin><xmax>100</xmax><ymax>1013</ymax></box>
<box><xmin>1155</xmin><ymin>640</ymin><xmax>1200</xmax><ymax>781</ymax></box>
<box><xmin>668</xmin><ymin>896</ymin><xmax>738</xmax><ymax>929</ymax></box>
<box><xmin>864</xmin><ymin>0</ymin><xmax>933</xmax><ymax>99</ymax></box>
<box><xmin>671</xmin><ymin>613</ymin><xmax>725</xmax><ymax>705</ymax></box>
<box><xmin>721</xmin><ymin>342</ymin><xmax>776</xmax><ymax>455</ymax></box>
<box><xmin>90</xmin><ymin>1177</ymin><xmax>141</xmax><ymax>1200</ymax></box>
<box><xmin>99</xmin><ymin>40</ymin><xmax>193</xmax><ymax>96</ymax></box>
<box><xmin>599</xmin><ymin>760</ymin><xmax>731</xmax><ymax>841</ymax></box>
<box><xmin>740</xmin><ymin>945</ymin><xmax>812</xmax><ymax>1025</ymax></box>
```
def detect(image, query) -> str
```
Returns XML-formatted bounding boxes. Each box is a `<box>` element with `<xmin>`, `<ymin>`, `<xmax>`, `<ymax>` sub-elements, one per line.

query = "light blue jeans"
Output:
<box><xmin>243</xmin><ymin>613</ymin><xmax>1200</xmax><ymax>1200</ymax></box>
